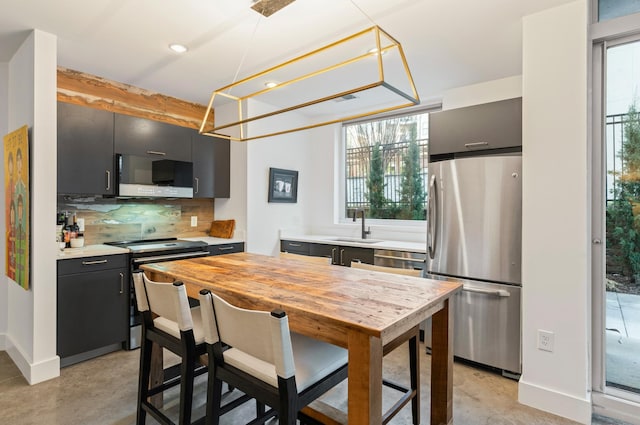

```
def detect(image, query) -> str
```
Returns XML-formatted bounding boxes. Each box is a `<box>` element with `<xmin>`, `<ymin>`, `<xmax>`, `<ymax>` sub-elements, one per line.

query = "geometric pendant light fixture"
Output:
<box><xmin>199</xmin><ymin>25</ymin><xmax>420</xmax><ymax>142</ymax></box>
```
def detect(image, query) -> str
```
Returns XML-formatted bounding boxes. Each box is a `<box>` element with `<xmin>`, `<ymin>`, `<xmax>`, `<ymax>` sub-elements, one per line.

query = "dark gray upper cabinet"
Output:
<box><xmin>428</xmin><ymin>97</ymin><xmax>522</xmax><ymax>157</ymax></box>
<box><xmin>57</xmin><ymin>102</ymin><xmax>115</xmax><ymax>195</ymax></box>
<box><xmin>192</xmin><ymin>133</ymin><xmax>230</xmax><ymax>198</ymax></box>
<box><xmin>114</xmin><ymin>114</ymin><xmax>192</xmax><ymax>161</ymax></box>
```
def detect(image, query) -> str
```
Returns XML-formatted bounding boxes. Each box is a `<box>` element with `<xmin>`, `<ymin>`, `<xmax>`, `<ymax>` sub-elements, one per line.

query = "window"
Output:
<box><xmin>598</xmin><ymin>0</ymin><xmax>640</xmax><ymax>21</ymax></box>
<box><xmin>343</xmin><ymin>111</ymin><xmax>429</xmax><ymax>221</ymax></box>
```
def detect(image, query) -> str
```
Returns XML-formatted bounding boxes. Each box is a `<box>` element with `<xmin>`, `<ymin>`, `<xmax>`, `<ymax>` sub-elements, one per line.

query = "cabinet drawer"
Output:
<box><xmin>208</xmin><ymin>242</ymin><xmax>244</xmax><ymax>256</ymax></box>
<box><xmin>280</xmin><ymin>240</ymin><xmax>310</xmax><ymax>255</ymax></box>
<box><xmin>58</xmin><ymin>254</ymin><xmax>128</xmax><ymax>275</ymax></box>
<box><xmin>309</xmin><ymin>243</ymin><xmax>333</xmax><ymax>258</ymax></box>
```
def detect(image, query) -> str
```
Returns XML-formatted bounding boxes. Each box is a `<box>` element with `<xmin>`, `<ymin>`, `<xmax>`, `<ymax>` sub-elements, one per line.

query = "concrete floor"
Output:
<box><xmin>606</xmin><ymin>291</ymin><xmax>640</xmax><ymax>392</ymax></box>
<box><xmin>0</xmin><ymin>342</ymin><xmax>632</xmax><ymax>425</ymax></box>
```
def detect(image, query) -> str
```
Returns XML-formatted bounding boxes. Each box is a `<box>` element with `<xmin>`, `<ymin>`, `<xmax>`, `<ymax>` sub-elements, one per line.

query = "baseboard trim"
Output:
<box><xmin>5</xmin><ymin>335</ymin><xmax>59</xmax><ymax>385</ymax></box>
<box><xmin>519</xmin><ymin>379</ymin><xmax>592</xmax><ymax>424</ymax></box>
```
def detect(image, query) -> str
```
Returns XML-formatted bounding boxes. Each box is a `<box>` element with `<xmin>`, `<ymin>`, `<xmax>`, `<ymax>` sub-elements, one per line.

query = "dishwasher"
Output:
<box><xmin>373</xmin><ymin>249</ymin><xmax>426</xmax><ymax>271</ymax></box>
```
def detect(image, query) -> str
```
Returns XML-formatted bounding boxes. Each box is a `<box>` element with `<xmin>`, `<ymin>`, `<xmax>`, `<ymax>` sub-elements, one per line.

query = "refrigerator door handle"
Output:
<box><xmin>462</xmin><ymin>285</ymin><xmax>511</xmax><ymax>297</ymax></box>
<box><xmin>427</xmin><ymin>174</ymin><xmax>438</xmax><ymax>259</ymax></box>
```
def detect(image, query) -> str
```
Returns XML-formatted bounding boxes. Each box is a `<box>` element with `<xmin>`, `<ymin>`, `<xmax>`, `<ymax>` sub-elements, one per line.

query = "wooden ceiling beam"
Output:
<box><xmin>57</xmin><ymin>66</ymin><xmax>211</xmax><ymax>130</ymax></box>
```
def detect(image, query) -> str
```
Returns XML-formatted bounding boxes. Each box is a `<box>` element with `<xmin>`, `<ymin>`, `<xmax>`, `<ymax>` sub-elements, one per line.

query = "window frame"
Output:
<box><xmin>338</xmin><ymin>105</ymin><xmax>441</xmax><ymax>227</ymax></box>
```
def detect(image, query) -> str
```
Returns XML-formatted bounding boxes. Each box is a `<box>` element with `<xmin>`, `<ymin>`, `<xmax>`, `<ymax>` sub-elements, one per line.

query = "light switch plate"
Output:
<box><xmin>191</xmin><ymin>216</ymin><xmax>197</xmax><ymax>227</ymax></box>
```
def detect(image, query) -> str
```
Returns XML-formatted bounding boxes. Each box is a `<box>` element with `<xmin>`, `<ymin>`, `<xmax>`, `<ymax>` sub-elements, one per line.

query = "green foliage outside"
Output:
<box><xmin>607</xmin><ymin>103</ymin><xmax>640</xmax><ymax>283</ymax></box>
<box><xmin>346</xmin><ymin>114</ymin><xmax>427</xmax><ymax>220</ymax></box>
<box><xmin>367</xmin><ymin>143</ymin><xmax>389</xmax><ymax>218</ymax></box>
<box><xmin>398</xmin><ymin>124</ymin><xmax>426</xmax><ymax>220</ymax></box>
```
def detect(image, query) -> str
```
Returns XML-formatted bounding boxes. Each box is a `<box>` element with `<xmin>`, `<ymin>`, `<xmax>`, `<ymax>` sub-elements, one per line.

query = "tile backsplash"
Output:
<box><xmin>57</xmin><ymin>195</ymin><xmax>214</xmax><ymax>244</ymax></box>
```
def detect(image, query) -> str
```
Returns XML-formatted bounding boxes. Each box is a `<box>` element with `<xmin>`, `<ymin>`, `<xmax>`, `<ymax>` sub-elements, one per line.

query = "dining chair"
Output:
<box><xmin>132</xmin><ymin>272</ymin><xmax>251</xmax><ymax>425</ymax></box>
<box><xmin>350</xmin><ymin>261</ymin><xmax>423</xmax><ymax>277</ymax></box>
<box><xmin>280</xmin><ymin>251</ymin><xmax>332</xmax><ymax>265</ymax></box>
<box><xmin>350</xmin><ymin>261</ymin><xmax>422</xmax><ymax>425</ymax></box>
<box><xmin>198</xmin><ymin>289</ymin><xmax>349</xmax><ymax>425</ymax></box>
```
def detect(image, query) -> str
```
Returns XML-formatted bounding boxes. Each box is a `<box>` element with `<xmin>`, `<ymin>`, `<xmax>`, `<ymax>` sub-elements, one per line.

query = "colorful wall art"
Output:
<box><xmin>4</xmin><ymin>125</ymin><xmax>30</xmax><ymax>290</ymax></box>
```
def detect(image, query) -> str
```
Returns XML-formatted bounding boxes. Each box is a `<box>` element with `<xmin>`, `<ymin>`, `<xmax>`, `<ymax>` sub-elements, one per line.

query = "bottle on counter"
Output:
<box><xmin>62</xmin><ymin>212</ymin><xmax>71</xmax><ymax>247</ymax></box>
<box><xmin>69</xmin><ymin>214</ymin><xmax>79</xmax><ymax>241</ymax></box>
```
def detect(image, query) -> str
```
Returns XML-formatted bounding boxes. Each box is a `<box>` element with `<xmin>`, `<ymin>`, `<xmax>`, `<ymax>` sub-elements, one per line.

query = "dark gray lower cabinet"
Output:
<box><xmin>57</xmin><ymin>254</ymin><xmax>129</xmax><ymax>366</ymax></box>
<box><xmin>280</xmin><ymin>240</ymin><xmax>374</xmax><ymax>267</ymax></box>
<box><xmin>208</xmin><ymin>242</ymin><xmax>244</xmax><ymax>256</ymax></box>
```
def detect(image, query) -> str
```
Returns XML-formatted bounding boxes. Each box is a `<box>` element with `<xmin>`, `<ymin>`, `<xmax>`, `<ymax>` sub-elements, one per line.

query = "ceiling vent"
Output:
<box><xmin>335</xmin><ymin>94</ymin><xmax>358</xmax><ymax>102</ymax></box>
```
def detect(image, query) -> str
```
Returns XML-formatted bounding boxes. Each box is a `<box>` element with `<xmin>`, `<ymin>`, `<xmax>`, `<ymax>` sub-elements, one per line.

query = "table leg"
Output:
<box><xmin>348</xmin><ymin>331</ymin><xmax>383</xmax><ymax>424</ymax></box>
<box><xmin>431</xmin><ymin>298</ymin><xmax>454</xmax><ymax>425</ymax></box>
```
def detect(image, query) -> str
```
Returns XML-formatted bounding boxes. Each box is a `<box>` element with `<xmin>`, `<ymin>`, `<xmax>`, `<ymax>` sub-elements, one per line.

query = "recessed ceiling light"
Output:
<box><xmin>169</xmin><ymin>43</ymin><xmax>188</xmax><ymax>53</ymax></box>
<box><xmin>368</xmin><ymin>47</ymin><xmax>386</xmax><ymax>56</ymax></box>
<box><xmin>265</xmin><ymin>81</ymin><xmax>278</xmax><ymax>88</ymax></box>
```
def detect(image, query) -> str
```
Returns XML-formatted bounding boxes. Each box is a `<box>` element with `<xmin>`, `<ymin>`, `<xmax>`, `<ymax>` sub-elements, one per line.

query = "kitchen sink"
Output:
<box><xmin>330</xmin><ymin>237</ymin><xmax>384</xmax><ymax>244</ymax></box>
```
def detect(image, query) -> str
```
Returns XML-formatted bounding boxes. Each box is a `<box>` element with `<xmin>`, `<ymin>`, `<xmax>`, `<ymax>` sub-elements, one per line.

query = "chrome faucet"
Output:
<box><xmin>353</xmin><ymin>209</ymin><xmax>371</xmax><ymax>239</ymax></box>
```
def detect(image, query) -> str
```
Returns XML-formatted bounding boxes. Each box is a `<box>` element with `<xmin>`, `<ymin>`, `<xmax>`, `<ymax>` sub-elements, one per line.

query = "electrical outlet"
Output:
<box><xmin>190</xmin><ymin>216</ymin><xmax>197</xmax><ymax>227</ymax></box>
<box><xmin>537</xmin><ymin>330</ymin><xmax>554</xmax><ymax>352</ymax></box>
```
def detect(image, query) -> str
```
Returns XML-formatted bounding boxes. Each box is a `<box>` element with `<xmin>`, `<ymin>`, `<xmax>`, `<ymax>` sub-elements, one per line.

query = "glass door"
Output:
<box><xmin>603</xmin><ymin>38</ymin><xmax>640</xmax><ymax>396</ymax></box>
<box><xmin>594</xmin><ymin>35</ymin><xmax>640</xmax><ymax>424</ymax></box>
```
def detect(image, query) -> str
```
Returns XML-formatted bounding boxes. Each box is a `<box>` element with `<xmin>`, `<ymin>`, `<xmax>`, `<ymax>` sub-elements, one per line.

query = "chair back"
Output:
<box><xmin>280</xmin><ymin>252</ymin><xmax>331</xmax><ymax>265</ymax></box>
<box><xmin>199</xmin><ymin>289</ymin><xmax>296</xmax><ymax>380</ymax></box>
<box><xmin>132</xmin><ymin>271</ymin><xmax>194</xmax><ymax>332</ymax></box>
<box><xmin>350</xmin><ymin>262</ymin><xmax>423</xmax><ymax>277</ymax></box>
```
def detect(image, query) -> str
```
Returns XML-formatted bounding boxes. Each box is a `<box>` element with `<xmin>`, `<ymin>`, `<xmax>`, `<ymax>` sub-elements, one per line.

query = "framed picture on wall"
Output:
<box><xmin>268</xmin><ymin>168</ymin><xmax>298</xmax><ymax>203</ymax></box>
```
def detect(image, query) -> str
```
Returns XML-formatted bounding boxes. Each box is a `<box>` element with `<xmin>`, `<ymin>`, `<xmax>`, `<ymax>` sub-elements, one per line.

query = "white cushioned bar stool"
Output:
<box><xmin>198</xmin><ymin>289</ymin><xmax>349</xmax><ymax>425</ymax></box>
<box><xmin>132</xmin><ymin>272</ymin><xmax>251</xmax><ymax>425</ymax></box>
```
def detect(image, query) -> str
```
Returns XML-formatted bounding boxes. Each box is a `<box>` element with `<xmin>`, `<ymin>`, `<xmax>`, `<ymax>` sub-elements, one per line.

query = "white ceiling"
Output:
<box><xmin>0</xmin><ymin>0</ymin><xmax>576</xmax><ymax>106</ymax></box>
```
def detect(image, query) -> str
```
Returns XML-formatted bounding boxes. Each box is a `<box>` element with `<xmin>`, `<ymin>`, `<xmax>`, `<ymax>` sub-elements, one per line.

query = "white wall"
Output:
<box><xmin>519</xmin><ymin>1</ymin><xmax>591</xmax><ymax>423</ymax></box>
<box><xmin>4</xmin><ymin>30</ymin><xmax>59</xmax><ymax>384</ymax></box>
<box><xmin>244</xmin><ymin>99</ymin><xmax>313</xmax><ymax>255</ymax></box>
<box><xmin>442</xmin><ymin>75</ymin><xmax>523</xmax><ymax>110</ymax></box>
<box><xmin>0</xmin><ymin>62</ymin><xmax>7</xmax><ymax>349</ymax></box>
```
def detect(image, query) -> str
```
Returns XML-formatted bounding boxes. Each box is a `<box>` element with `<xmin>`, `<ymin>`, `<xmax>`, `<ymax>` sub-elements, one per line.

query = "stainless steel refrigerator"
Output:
<box><xmin>425</xmin><ymin>153</ymin><xmax>522</xmax><ymax>376</ymax></box>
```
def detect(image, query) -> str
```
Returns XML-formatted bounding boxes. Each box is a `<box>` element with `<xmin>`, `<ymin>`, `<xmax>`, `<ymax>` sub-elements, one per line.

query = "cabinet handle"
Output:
<box><xmin>119</xmin><ymin>272</ymin><xmax>124</xmax><ymax>294</ymax></box>
<box><xmin>340</xmin><ymin>249</ymin><xmax>345</xmax><ymax>266</ymax></box>
<box><xmin>464</xmin><ymin>141</ymin><xmax>489</xmax><ymax>149</ymax></box>
<box><xmin>146</xmin><ymin>150</ymin><xmax>166</xmax><ymax>156</ymax></box>
<box><xmin>331</xmin><ymin>248</ymin><xmax>337</xmax><ymax>265</ymax></box>
<box><xmin>218</xmin><ymin>246</ymin><xmax>234</xmax><ymax>251</ymax></box>
<box><xmin>288</xmin><ymin>243</ymin><xmax>302</xmax><ymax>247</ymax></box>
<box><xmin>82</xmin><ymin>259</ymin><xmax>108</xmax><ymax>265</ymax></box>
<box><xmin>105</xmin><ymin>170</ymin><xmax>111</xmax><ymax>191</ymax></box>
<box><xmin>194</xmin><ymin>177</ymin><xmax>199</xmax><ymax>194</ymax></box>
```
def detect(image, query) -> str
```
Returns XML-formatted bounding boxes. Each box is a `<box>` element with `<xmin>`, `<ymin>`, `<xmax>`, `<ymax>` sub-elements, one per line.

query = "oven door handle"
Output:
<box><xmin>132</xmin><ymin>250</ymin><xmax>209</xmax><ymax>265</ymax></box>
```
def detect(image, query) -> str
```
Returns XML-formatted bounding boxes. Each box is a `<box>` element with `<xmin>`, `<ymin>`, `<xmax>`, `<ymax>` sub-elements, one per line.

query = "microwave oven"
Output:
<box><xmin>116</xmin><ymin>153</ymin><xmax>194</xmax><ymax>198</ymax></box>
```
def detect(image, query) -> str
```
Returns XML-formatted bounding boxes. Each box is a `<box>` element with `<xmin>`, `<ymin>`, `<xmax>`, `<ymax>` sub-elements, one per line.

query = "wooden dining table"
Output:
<box><xmin>141</xmin><ymin>252</ymin><xmax>462</xmax><ymax>424</ymax></box>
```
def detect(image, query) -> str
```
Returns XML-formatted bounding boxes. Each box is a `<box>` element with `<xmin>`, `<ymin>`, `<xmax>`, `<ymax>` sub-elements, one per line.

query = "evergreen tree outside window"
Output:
<box><xmin>344</xmin><ymin>111</ymin><xmax>429</xmax><ymax>220</ymax></box>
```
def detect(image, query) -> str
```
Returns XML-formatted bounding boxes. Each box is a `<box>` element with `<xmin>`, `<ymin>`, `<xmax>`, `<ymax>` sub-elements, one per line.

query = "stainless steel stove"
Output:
<box><xmin>105</xmin><ymin>238</ymin><xmax>210</xmax><ymax>349</ymax></box>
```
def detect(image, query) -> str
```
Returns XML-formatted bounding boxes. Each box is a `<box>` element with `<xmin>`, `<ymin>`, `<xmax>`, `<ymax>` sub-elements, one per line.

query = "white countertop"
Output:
<box><xmin>57</xmin><ymin>244</ymin><xmax>130</xmax><ymax>260</ymax></box>
<box><xmin>182</xmin><ymin>236</ymin><xmax>245</xmax><ymax>245</ymax></box>
<box><xmin>57</xmin><ymin>237</ymin><xmax>245</xmax><ymax>260</ymax></box>
<box><xmin>282</xmin><ymin>234</ymin><xmax>426</xmax><ymax>253</ymax></box>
